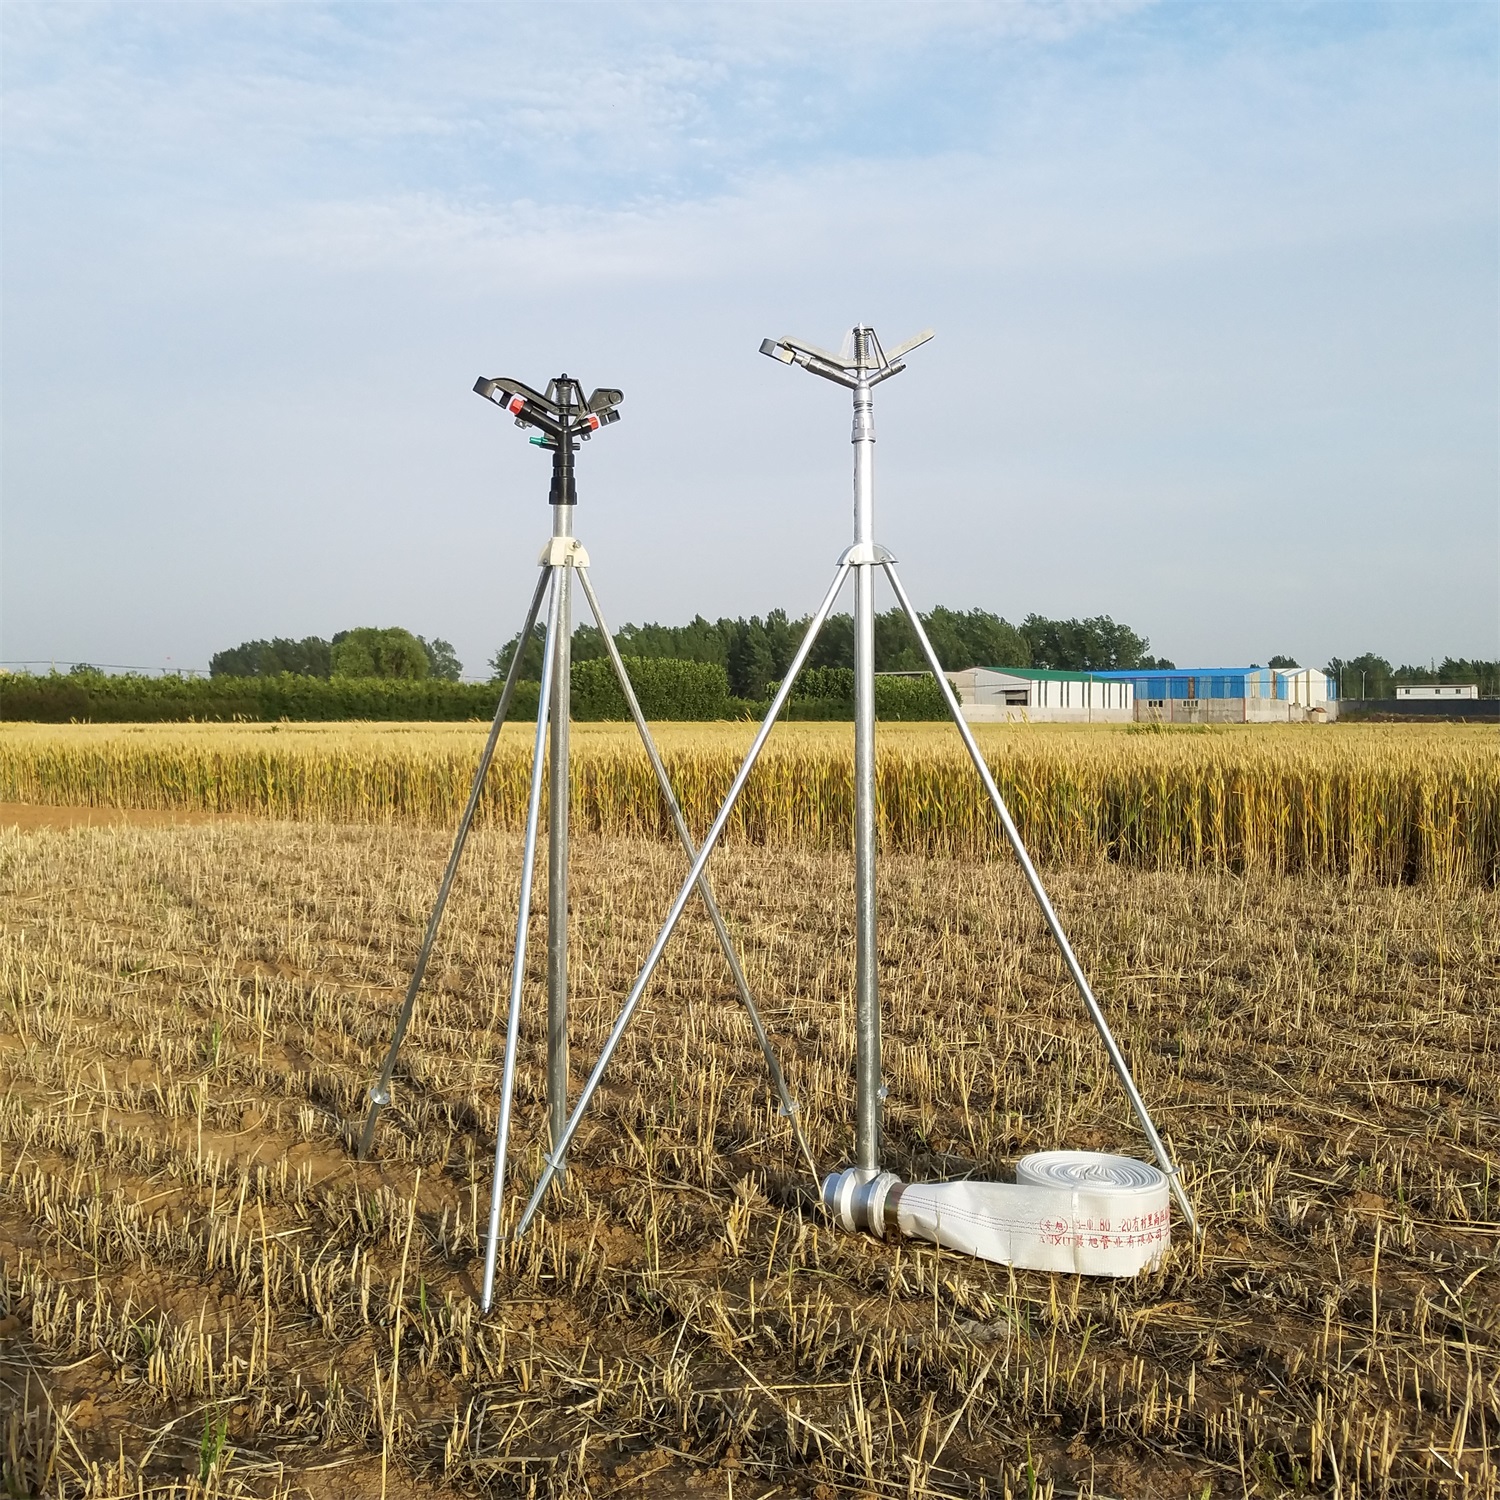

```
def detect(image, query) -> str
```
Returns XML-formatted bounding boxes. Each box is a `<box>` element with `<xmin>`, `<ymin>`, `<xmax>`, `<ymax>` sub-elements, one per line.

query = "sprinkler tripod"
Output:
<box><xmin>357</xmin><ymin>372</ymin><xmax>818</xmax><ymax>1312</ymax></box>
<box><xmin>511</xmin><ymin>328</ymin><xmax>1198</xmax><ymax>1244</ymax></box>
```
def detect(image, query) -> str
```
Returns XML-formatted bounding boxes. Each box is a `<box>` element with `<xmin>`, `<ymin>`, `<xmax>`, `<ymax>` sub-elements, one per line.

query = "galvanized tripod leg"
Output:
<box><xmin>547</xmin><ymin>524</ymin><xmax>573</xmax><ymax>1175</ymax></box>
<box><xmin>512</xmin><ymin>561</ymin><xmax>854</xmax><ymax>1238</ymax></box>
<box><xmin>357</xmin><ymin>566</ymin><xmax>551</xmax><ymax>1159</ymax></box>
<box><xmin>574</xmin><ymin>566</ymin><xmax>821</xmax><ymax>1192</ymax></box>
<box><xmin>881</xmin><ymin>560</ymin><xmax>1199</xmax><ymax>1236</ymax></box>
<box><xmin>480</xmin><ymin>569</ymin><xmax>564</xmax><ymax>1311</ymax></box>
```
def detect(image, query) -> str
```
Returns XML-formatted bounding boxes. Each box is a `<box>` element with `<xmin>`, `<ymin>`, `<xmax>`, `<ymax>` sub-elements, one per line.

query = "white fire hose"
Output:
<box><xmin>822</xmin><ymin>1151</ymin><xmax>1171</xmax><ymax>1276</ymax></box>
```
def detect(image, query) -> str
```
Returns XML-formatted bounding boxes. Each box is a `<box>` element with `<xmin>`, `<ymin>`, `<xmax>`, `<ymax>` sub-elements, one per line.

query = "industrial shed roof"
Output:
<box><xmin>970</xmin><ymin>666</ymin><xmax>1113</xmax><ymax>682</ymax></box>
<box><xmin>1089</xmin><ymin>667</ymin><xmax>1263</xmax><ymax>679</ymax></box>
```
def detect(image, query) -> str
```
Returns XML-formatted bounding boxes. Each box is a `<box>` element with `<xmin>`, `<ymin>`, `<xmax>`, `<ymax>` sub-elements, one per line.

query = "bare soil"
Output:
<box><xmin>0</xmin><ymin>820</ymin><xmax>1495</xmax><ymax>1498</ymax></box>
<box><xmin>0</xmin><ymin>801</ymin><xmax>251</xmax><ymax>832</ymax></box>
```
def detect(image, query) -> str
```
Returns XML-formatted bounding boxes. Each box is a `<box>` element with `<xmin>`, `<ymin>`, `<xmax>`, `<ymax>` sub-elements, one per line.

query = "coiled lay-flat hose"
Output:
<box><xmin>823</xmin><ymin>1151</ymin><xmax>1171</xmax><ymax>1277</ymax></box>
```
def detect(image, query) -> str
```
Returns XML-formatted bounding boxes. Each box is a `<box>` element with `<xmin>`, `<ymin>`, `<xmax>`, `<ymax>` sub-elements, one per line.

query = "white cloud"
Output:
<box><xmin>3</xmin><ymin>2</ymin><xmax>1151</xmax><ymax>196</ymax></box>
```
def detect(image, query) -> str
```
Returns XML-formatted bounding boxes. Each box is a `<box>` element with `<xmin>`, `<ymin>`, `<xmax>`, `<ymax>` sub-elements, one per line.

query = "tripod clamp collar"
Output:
<box><xmin>539</xmin><ymin>537</ymin><xmax>590</xmax><ymax>568</ymax></box>
<box><xmin>839</xmin><ymin>542</ymin><xmax>896</xmax><ymax>567</ymax></box>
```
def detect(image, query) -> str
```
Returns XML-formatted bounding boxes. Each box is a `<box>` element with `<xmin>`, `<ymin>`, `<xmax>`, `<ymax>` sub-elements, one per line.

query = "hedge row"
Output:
<box><xmin>570</xmin><ymin>657</ymin><xmax>739</xmax><ymax>720</ymax></box>
<box><xmin>773</xmin><ymin>667</ymin><xmax>949</xmax><ymax>721</ymax></box>
<box><xmin>0</xmin><ymin>672</ymin><xmax>523</xmax><ymax>723</ymax></box>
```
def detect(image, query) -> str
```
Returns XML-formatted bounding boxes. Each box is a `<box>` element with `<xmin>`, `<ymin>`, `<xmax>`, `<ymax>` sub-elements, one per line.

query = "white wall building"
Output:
<box><xmin>945</xmin><ymin>668</ymin><xmax>1134</xmax><ymax>724</ymax></box>
<box><xmin>1274</xmin><ymin>667</ymin><xmax>1336</xmax><ymax>710</ymax></box>
<box><xmin>1396</xmin><ymin>684</ymin><xmax>1477</xmax><ymax>700</ymax></box>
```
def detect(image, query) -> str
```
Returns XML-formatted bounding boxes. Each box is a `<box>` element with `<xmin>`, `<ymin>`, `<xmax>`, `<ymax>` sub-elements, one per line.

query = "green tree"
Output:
<box><xmin>210</xmin><ymin>636</ymin><xmax>332</xmax><ymax>678</ymax></box>
<box><xmin>495</xmin><ymin>603</ymin><xmax>1142</xmax><ymax>695</ymax></box>
<box><xmin>804</xmin><ymin>607</ymin><xmax>1029</xmax><ymax>674</ymax></box>
<box><xmin>724</xmin><ymin>610</ymin><xmax>802</xmax><ymax>699</ymax></box>
<box><xmin>490</xmin><ymin>624</ymin><xmax>548</xmax><ymax>681</ymax></box>
<box><xmin>419</xmin><ymin>636</ymin><xmax>463</xmax><ymax>682</ymax></box>
<box><xmin>493</xmin><ymin>615</ymin><xmax>734</xmax><ymax>683</ymax></box>
<box><xmin>914</xmin><ymin>607</ymin><xmax>1030</xmax><ymax>670</ymax></box>
<box><xmin>1267</xmin><ymin>654</ymin><xmax>1299</xmax><ymax>669</ymax></box>
<box><xmin>570</xmin><ymin>622</ymin><xmax>608</xmax><ymax>663</ymax></box>
<box><xmin>1021</xmin><ymin>613</ymin><xmax>1153</xmax><ymax>670</ymax></box>
<box><xmin>617</xmin><ymin>615</ymin><xmax>733</xmax><ymax>669</ymax></box>
<box><xmin>330</xmin><ymin>627</ymin><xmax>430</xmax><ymax>679</ymax></box>
<box><xmin>804</xmin><ymin>612</ymin><xmax>855</xmax><ymax>676</ymax></box>
<box><xmin>1325</xmin><ymin>654</ymin><xmax>1393</xmax><ymax>700</ymax></box>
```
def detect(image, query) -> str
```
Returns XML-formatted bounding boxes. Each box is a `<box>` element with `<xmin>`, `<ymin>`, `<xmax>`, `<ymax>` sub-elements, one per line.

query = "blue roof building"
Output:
<box><xmin>1089</xmin><ymin>667</ymin><xmax>1337</xmax><ymax>722</ymax></box>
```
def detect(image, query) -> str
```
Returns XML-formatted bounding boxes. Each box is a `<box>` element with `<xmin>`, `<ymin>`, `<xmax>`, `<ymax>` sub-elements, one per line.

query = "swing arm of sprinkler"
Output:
<box><xmin>474</xmin><ymin>375</ymin><xmax>623</xmax><ymax>503</ymax></box>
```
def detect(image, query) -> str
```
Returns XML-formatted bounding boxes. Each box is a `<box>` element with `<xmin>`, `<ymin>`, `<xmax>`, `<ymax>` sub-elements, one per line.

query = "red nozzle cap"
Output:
<box><xmin>506</xmin><ymin>395</ymin><xmax>525</xmax><ymax>416</ymax></box>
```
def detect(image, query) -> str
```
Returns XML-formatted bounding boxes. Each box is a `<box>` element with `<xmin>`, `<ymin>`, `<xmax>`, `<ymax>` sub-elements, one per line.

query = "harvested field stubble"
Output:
<box><xmin>1</xmin><ymin>721</ymin><xmax>1496</xmax><ymax>885</ymax></box>
<box><xmin>0</xmin><ymin>818</ymin><xmax>1495</xmax><ymax>1497</ymax></box>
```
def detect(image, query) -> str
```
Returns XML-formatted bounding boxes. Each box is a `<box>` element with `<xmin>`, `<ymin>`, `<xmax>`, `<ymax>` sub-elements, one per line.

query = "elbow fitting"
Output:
<box><xmin>822</xmin><ymin>1168</ymin><xmax>904</xmax><ymax>1236</ymax></box>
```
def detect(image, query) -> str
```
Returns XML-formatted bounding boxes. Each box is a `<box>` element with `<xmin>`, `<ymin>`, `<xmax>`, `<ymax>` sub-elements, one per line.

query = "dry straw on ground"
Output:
<box><xmin>2</xmin><ymin>721</ymin><xmax>1496</xmax><ymax>885</ymax></box>
<box><xmin>1</xmin><ymin>815</ymin><xmax>1495</xmax><ymax>1497</ymax></box>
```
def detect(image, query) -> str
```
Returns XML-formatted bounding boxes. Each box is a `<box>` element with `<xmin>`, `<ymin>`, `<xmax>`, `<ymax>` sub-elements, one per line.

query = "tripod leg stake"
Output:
<box><xmin>480</xmin><ymin>571</ymin><xmax>565</xmax><ymax>1311</ymax></box>
<box><xmin>881</xmin><ymin>561</ymin><xmax>1199</xmax><ymax>1238</ymax></box>
<box><xmin>510</xmin><ymin>562</ymin><xmax>854</xmax><ymax>1240</ymax></box>
<box><xmin>357</xmin><ymin>565</ymin><xmax>552</xmax><ymax>1160</ymax></box>
<box><xmin>575</xmin><ymin>568</ymin><xmax>822</xmax><ymax>1193</ymax></box>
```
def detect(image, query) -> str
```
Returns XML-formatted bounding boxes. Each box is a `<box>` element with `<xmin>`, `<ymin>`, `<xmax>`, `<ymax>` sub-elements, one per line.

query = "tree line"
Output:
<box><xmin>1325</xmin><ymin>655</ymin><xmax>1500</xmax><ymax>699</ymax></box>
<box><xmin>493</xmin><ymin>608</ymin><xmax>1172</xmax><ymax>700</ymax></box>
<box><xmin>205</xmin><ymin>609</ymin><xmax>1169</xmax><ymax>693</ymax></box>
<box><xmin>203</xmin><ymin>621</ymin><xmax>1498</xmax><ymax>701</ymax></box>
<box><xmin>210</xmin><ymin>628</ymin><xmax>461</xmax><ymax>681</ymax></box>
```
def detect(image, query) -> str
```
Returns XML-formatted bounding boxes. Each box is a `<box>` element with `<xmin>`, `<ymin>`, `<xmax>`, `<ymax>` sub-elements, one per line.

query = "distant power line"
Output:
<box><xmin>0</xmin><ymin>660</ymin><xmax>212</xmax><ymax>676</ymax></box>
<box><xmin>4</xmin><ymin>660</ymin><xmax>495</xmax><ymax>685</ymax></box>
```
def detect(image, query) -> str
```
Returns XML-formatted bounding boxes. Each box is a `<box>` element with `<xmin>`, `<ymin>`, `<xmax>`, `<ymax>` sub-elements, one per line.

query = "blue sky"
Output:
<box><xmin>3</xmin><ymin>2</ymin><xmax>1495</xmax><ymax>677</ymax></box>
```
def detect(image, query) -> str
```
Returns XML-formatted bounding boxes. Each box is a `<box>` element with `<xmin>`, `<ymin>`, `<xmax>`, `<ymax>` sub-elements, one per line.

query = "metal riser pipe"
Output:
<box><xmin>547</xmin><ymin>507</ymin><xmax>572</xmax><ymax>1169</ymax></box>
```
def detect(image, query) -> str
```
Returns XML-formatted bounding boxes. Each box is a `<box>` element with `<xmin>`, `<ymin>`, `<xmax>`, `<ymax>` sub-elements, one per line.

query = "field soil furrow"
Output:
<box><xmin>1</xmin><ymin>817</ymin><xmax>1495</xmax><ymax>1497</ymax></box>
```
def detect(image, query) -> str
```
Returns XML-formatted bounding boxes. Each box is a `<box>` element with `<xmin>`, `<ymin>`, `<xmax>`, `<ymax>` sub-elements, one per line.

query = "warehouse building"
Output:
<box><xmin>1091</xmin><ymin>667</ymin><xmax>1338</xmax><ymax>723</ymax></box>
<box><xmin>1396</xmin><ymin>683</ymin><xmax>1477</xmax><ymax>700</ymax></box>
<box><xmin>945</xmin><ymin>667</ymin><xmax>1134</xmax><ymax>723</ymax></box>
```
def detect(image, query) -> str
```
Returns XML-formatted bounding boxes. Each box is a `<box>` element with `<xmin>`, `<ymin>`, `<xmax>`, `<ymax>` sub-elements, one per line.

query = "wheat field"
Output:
<box><xmin>1</xmin><ymin>721</ymin><xmax>1495</xmax><ymax>885</ymax></box>
<box><xmin>1</xmin><ymin>808</ymin><xmax>1496</xmax><ymax>1498</ymax></box>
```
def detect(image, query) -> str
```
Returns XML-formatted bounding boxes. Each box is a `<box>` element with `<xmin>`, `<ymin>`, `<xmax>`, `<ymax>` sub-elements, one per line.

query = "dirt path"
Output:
<box><xmin>0</xmin><ymin>802</ymin><xmax>253</xmax><ymax>832</ymax></box>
